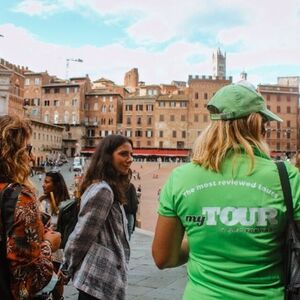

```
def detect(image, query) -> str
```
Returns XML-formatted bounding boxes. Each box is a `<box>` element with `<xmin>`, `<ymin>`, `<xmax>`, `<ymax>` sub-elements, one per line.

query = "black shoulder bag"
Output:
<box><xmin>276</xmin><ymin>161</ymin><xmax>300</xmax><ymax>300</ymax></box>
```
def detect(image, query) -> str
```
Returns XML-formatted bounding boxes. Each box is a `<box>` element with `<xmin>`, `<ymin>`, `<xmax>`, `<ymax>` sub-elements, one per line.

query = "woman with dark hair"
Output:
<box><xmin>63</xmin><ymin>134</ymin><xmax>133</xmax><ymax>300</ymax></box>
<box><xmin>152</xmin><ymin>82</ymin><xmax>300</xmax><ymax>299</ymax></box>
<box><xmin>39</xmin><ymin>171</ymin><xmax>70</xmax><ymax>300</ymax></box>
<box><xmin>0</xmin><ymin>115</ymin><xmax>61</xmax><ymax>299</ymax></box>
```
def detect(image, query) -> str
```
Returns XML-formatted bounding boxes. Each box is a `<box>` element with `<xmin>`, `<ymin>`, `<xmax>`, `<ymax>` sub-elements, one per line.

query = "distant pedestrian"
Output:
<box><xmin>152</xmin><ymin>81</ymin><xmax>297</xmax><ymax>299</ymax></box>
<box><xmin>124</xmin><ymin>182</ymin><xmax>139</xmax><ymax>240</ymax></box>
<box><xmin>63</xmin><ymin>134</ymin><xmax>133</xmax><ymax>300</ymax></box>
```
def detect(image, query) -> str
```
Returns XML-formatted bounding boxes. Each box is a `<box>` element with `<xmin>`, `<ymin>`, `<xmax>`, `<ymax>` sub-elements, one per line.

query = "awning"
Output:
<box><xmin>81</xmin><ymin>148</ymin><xmax>95</xmax><ymax>154</ymax></box>
<box><xmin>81</xmin><ymin>148</ymin><xmax>190</xmax><ymax>157</ymax></box>
<box><xmin>133</xmin><ymin>149</ymin><xmax>189</xmax><ymax>157</ymax></box>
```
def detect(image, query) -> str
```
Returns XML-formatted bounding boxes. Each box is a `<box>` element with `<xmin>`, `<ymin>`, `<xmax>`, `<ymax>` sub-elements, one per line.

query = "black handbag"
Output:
<box><xmin>276</xmin><ymin>161</ymin><xmax>300</xmax><ymax>300</ymax></box>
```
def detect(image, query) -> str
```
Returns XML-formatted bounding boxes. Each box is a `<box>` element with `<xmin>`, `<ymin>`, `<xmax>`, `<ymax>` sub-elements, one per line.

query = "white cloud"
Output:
<box><xmin>13</xmin><ymin>0</ymin><xmax>59</xmax><ymax>16</ymax></box>
<box><xmin>4</xmin><ymin>0</ymin><xmax>300</xmax><ymax>86</ymax></box>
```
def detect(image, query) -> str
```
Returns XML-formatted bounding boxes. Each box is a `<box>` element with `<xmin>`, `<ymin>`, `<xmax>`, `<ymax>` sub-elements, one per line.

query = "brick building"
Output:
<box><xmin>82</xmin><ymin>90</ymin><xmax>123</xmax><ymax>151</ymax></box>
<box><xmin>258</xmin><ymin>83</ymin><xmax>299</xmax><ymax>156</ymax></box>
<box><xmin>0</xmin><ymin>58</ymin><xmax>26</xmax><ymax>116</ymax></box>
<box><xmin>123</xmin><ymin>95</ymin><xmax>156</xmax><ymax>148</ymax></box>
<box><xmin>187</xmin><ymin>75</ymin><xmax>232</xmax><ymax>148</ymax></box>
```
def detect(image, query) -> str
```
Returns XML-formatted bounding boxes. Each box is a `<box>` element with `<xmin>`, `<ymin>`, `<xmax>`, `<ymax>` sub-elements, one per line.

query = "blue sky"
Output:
<box><xmin>0</xmin><ymin>0</ymin><xmax>299</xmax><ymax>86</ymax></box>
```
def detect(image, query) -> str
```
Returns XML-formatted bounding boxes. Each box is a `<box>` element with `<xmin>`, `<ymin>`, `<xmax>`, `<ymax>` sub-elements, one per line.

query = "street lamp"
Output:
<box><xmin>65</xmin><ymin>58</ymin><xmax>83</xmax><ymax>79</ymax></box>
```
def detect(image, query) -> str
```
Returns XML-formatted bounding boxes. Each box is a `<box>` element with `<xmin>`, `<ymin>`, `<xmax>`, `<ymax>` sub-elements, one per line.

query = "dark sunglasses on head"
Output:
<box><xmin>26</xmin><ymin>144</ymin><xmax>32</xmax><ymax>155</ymax></box>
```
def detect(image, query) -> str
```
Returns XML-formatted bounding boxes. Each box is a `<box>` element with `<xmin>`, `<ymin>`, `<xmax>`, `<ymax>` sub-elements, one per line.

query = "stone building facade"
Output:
<box><xmin>187</xmin><ymin>75</ymin><xmax>232</xmax><ymax>148</ymax></box>
<box><xmin>258</xmin><ymin>84</ymin><xmax>299</xmax><ymax>156</ymax></box>
<box><xmin>0</xmin><ymin>59</ymin><xmax>26</xmax><ymax>116</ymax></box>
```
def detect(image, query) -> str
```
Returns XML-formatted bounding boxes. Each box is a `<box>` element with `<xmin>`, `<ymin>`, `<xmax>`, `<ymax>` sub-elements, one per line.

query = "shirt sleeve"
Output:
<box><xmin>158</xmin><ymin>171</ymin><xmax>177</xmax><ymax>217</ymax></box>
<box><xmin>63</xmin><ymin>186</ymin><xmax>113</xmax><ymax>274</ymax></box>
<box><xmin>7</xmin><ymin>188</ymin><xmax>54</xmax><ymax>299</ymax></box>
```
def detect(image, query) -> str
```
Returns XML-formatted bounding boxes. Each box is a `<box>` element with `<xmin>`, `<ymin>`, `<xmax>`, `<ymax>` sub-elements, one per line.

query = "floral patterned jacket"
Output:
<box><xmin>0</xmin><ymin>183</ymin><xmax>54</xmax><ymax>299</ymax></box>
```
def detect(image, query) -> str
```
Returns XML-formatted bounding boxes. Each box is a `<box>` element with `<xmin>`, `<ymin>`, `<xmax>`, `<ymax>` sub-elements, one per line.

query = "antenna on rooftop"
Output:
<box><xmin>66</xmin><ymin>58</ymin><xmax>83</xmax><ymax>79</ymax></box>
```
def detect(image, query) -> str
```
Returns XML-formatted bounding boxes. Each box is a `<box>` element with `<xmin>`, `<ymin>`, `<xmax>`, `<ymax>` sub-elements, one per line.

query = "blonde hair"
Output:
<box><xmin>192</xmin><ymin>113</ymin><xmax>270</xmax><ymax>174</ymax></box>
<box><xmin>0</xmin><ymin>115</ymin><xmax>33</xmax><ymax>187</ymax></box>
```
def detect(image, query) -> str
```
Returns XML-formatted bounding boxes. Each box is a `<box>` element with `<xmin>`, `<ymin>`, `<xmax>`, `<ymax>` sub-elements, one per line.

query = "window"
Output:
<box><xmin>287</xmin><ymin>95</ymin><xmax>291</xmax><ymax>102</ymax></box>
<box><xmin>287</xmin><ymin>120</ymin><xmax>291</xmax><ymax>127</ymax></box>
<box><xmin>147</xmin><ymin>116</ymin><xmax>152</xmax><ymax>125</ymax></box>
<box><xmin>108</xmin><ymin>118</ymin><xmax>113</xmax><ymax>125</ymax></box>
<box><xmin>172</xmin><ymin>131</ymin><xmax>177</xmax><ymax>138</ymax></box>
<box><xmin>101</xmin><ymin>118</ymin><xmax>106</xmax><ymax>125</ymax></box>
<box><xmin>126</xmin><ymin>117</ymin><xmax>131</xmax><ymax>125</ymax></box>
<box><xmin>44</xmin><ymin>100</ymin><xmax>50</xmax><ymax>106</ymax></box>
<box><xmin>146</xmin><ymin>104</ymin><xmax>153</xmax><ymax>111</ymax></box>
<box><xmin>72</xmin><ymin>99</ymin><xmax>78</xmax><ymax>107</ymax></box>
<box><xmin>194</xmin><ymin>114</ymin><xmax>199</xmax><ymax>122</ymax></box>
<box><xmin>126</xmin><ymin>130</ymin><xmax>132</xmax><ymax>137</ymax></box>
<box><xmin>287</xmin><ymin>106</ymin><xmax>291</xmax><ymax>113</ymax></box>
<box><xmin>54</xmin><ymin>100</ymin><xmax>59</xmax><ymax>107</ymax></box>
<box><xmin>170</xmin><ymin>115</ymin><xmax>175</xmax><ymax>121</ymax></box>
<box><xmin>146</xmin><ymin>129</ymin><xmax>153</xmax><ymax>138</ymax></box>
<box><xmin>66</xmin><ymin>87</ymin><xmax>70</xmax><ymax>94</ymax></box>
<box><xmin>54</xmin><ymin>87</ymin><xmax>60</xmax><ymax>93</ymax></box>
<box><xmin>54</xmin><ymin>112</ymin><xmax>59</xmax><ymax>124</ymax></box>
<box><xmin>64</xmin><ymin>112</ymin><xmax>69</xmax><ymax>123</ymax></box>
<box><xmin>266</xmin><ymin>94</ymin><xmax>270</xmax><ymax>101</ymax></box>
<box><xmin>159</xmin><ymin>131</ymin><xmax>163</xmax><ymax>138</ymax></box>
<box><xmin>72</xmin><ymin>113</ymin><xmax>76</xmax><ymax>124</ymax></box>
<box><xmin>74</xmin><ymin>87</ymin><xmax>78</xmax><ymax>93</ymax></box>
<box><xmin>287</xmin><ymin>132</ymin><xmax>291</xmax><ymax>139</ymax></box>
<box><xmin>25</xmin><ymin>78</ymin><xmax>30</xmax><ymax>85</ymax></box>
<box><xmin>204</xmin><ymin>93</ymin><xmax>208</xmax><ymax>100</ymax></box>
<box><xmin>181</xmin><ymin>115</ymin><xmax>186</xmax><ymax>121</ymax></box>
<box><xmin>195</xmin><ymin>103</ymin><xmax>198</xmax><ymax>108</ymax></box>
<box><xmin>45</xmin><ymin>88</ymin><xmax>50</xmax><ymax>94</ymax></box>
<box><xmin>109</xmin><ymin>96</ymin><xmax>113</xmax><ymax>102</ymax></box>
<box><xmin>277</xmin><ymin>95</ymin><xmax>281</xmax><ymax>102</ymax></box>
<box><xmin>277</xmin><ymin>132</ymin><xmax>280</xmax><ymax>139</ymax></box>
<box><xmin>180</xmin><ymin>102</ymin><xmax>187</xmax><ymax>107</ymax></box>
<box><xmin>34</xmin><ymin>78</ymin><xmax>40</xmax><ymax>85</ymax></box>
<box><xmin>137</xmin><ymin>117</ymin><xmax>142</xmax><ymax>125</ymax></box>
<box><xmin>170</xmin><ymin>102</ymin><xmax>176</xmax><ymax>107</ymax></box>
<box><xmin>287</xmin><ymin>142</ymin><xmax>291</xmax><ymax>150</ymax></box>
<box><xmin>136</xmin><ymin>104</ymin><xmax>143</xmax><ymax>111</ymax></box>
<box><xmin>276</xmin><ymin>142</ymin><xmax>280</xmax><ymax>150</ymax></box>
<box><xmin>101</xmin><ymin>105</ymin><xmax>107</xmax><ymax>112</ymax></box>
<box><xmin>182</xmin><ymin>131</ymin><xmax>186</xmax><ymax>138</ymax></box>
<box><xmin>94</xmin><ymin>103</ymin><xmax>99</xmax><ymax>110</ymax></box>
<box><xmin>159</xmin><ymin>101</ymin><xmax>165</xmax><ymax>107</ymax></box>
<box><xmin>125</xmin><ymin>105</ymin><xmax>133</xmax><ymax>111</ymax></box>
<box><xmin>135</xmin><ymin>130</ymin><xmax>142</xmax><ymax>137</ymax></box>
<box><xmin>44</xmin><ymin>114</ymin><xmax>49</xmax><ymax>123</ymax></box>
<box><xmin>159</xmin><ymin>141</ymin><xmax>163</xmax><ymax>148</ymax></box>
<box><xmin>195</xmin><ymin>92</ymin><xmax>199</xmax><ymax>99</ymax></box>
<box><xmin>159</xmin><ymin>115</ymin><xmax>164</xmax><ymax>122</ymax></box>
<box><xmin>277</xmin><ymin>106</ymin><xmax>281</xmax><ymax>113</ymax></box>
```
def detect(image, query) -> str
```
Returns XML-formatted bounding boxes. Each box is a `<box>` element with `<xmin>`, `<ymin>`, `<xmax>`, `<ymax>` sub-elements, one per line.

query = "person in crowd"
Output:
<box><xmin>63</xmin><ymin>134</ymin><xmax>133</xmax><ymax>300</ymax></box>
<box><xmin>39</xmin><ymin>171</ymin><xmax>70</xmax><ymax>300</ymax></box>
<box><xmin>124</xmin><ymin>182</ymin><xmax>139</xmax><ymax>240</ymax></box>
<box><xmin>0</xmin><ymin>115</ymin><xmax>61</xmax><ymax>299</ymax></box>
<box><xmin>152</xmin><ymin>81</ymin><xmax>300</xmax><ymax>299</ymax></box>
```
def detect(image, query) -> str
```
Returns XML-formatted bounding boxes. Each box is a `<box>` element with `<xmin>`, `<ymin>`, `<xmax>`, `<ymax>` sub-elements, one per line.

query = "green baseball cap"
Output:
<box><xmin>208</xmin><ymin>81</ymin><xmax>282</xmax><ymax>122</ymax></box>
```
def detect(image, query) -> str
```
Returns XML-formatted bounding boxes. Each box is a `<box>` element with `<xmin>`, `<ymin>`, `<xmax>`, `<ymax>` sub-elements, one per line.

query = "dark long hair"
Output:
<box><xmin>45</xmin><ymin>171</ymin><xmax>70</xmax><ymax>205</ymax></box>
<box><xmin>80</xmin><ymin>135</ymin><xmax>133</xmax><ymax>204</ymax></box>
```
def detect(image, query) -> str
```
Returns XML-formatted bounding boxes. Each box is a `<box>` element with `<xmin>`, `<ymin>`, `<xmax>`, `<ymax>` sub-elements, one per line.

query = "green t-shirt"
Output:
<box><xmin>158</xmin><ymin>151</ymin><xmax>300</xmax><ymax>299</ymax></box>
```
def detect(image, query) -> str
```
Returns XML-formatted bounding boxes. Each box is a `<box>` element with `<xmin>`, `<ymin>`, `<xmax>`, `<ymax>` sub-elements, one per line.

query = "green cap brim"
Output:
<box><xmin>259</xmin><ymin>107</ymin><xmax>283</xmax><ymax>122</ymax></box>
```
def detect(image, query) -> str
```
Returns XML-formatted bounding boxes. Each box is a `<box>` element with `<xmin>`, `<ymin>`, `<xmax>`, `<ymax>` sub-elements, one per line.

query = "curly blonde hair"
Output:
<box><xmin>192</xmin><ymin>113</ymin><xmax>270</xmax><ymax>174</ymax></box>
<box><xmin>0</xmin><ymin>115</ymin><xmax>33</xmax><ymax>186</ymax></box>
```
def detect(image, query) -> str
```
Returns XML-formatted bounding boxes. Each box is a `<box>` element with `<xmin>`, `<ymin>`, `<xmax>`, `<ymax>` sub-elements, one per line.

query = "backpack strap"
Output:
<box><xmin>0</xmin><ymin>183</ymin><xmax>22</xmax><ymax>300</ymax></box>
